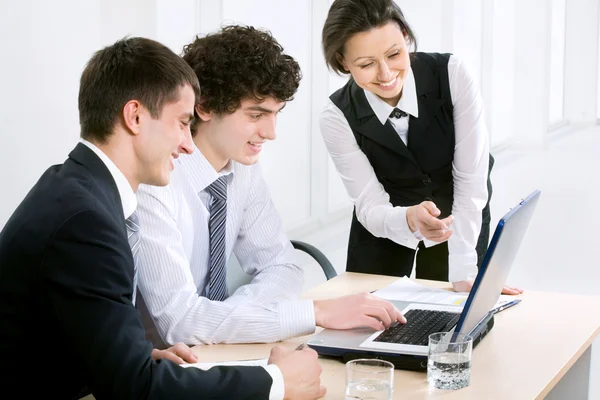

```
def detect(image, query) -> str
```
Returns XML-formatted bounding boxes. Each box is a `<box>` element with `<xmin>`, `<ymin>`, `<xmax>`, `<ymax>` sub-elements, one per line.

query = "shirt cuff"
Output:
<box><xmin>421</xmin><ymin>237</ymin><xmax>449</xmax><ymax>248</ymax></box>
<box><xmin>413</xmin><ymin>230</ymin><xmax>425</xmax><ymax>241</ymax></box>
<box><xmin>263</xmin><ymin>364</ymin><xmax>285</xmax><ymax>400</ymax></box>
<box><xmin>448</xmin><ymin>252</ymin><xmax>478</xmax><ymax>282</ymax></box>
<box><xmin>385</xmin><ymin>207</ymin><xmax>420</xmax><ymax>249</ymax></box>
<box><xmin>278</xmin><ymin>299</ymin><xmax>316</xmax><ymax>339</ymax></box>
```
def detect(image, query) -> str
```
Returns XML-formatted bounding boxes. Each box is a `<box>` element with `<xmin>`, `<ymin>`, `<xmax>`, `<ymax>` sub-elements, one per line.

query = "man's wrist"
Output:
<box><xmin>313</xmin><ymin>300</ymin><xmax>323</xmax><ymax>327</ymax></box>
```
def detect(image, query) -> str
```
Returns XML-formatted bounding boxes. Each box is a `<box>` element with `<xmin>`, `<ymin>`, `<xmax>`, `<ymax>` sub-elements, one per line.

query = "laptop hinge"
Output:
<box><xmin>468</xmin><ymin>311</ymin><xmax>495</xmax><ymax>347</ymax></box>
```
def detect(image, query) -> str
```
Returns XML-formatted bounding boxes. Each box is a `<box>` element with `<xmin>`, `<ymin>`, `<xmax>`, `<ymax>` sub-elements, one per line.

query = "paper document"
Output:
<box><xmin>180</xmin><ymin>358</ymin><xmax>268</xmax><ymax>370</ymax></box>
<box><xmin>373</xmin><ymin>277</ymin><xmax>513</xmax><ymax>308</ymax></box>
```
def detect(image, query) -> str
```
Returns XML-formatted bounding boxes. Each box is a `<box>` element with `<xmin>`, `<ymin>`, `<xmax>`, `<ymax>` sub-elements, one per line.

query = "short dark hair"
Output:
<box><xmin>79</xmin><ymin>36</ymin><xmax>201</xmax><ymax>143</ymax></box>
<box><xmin>322</xmin><ymin>0</ymin><xmax>418</xmax><ymax>75</ymax></box>
<box><xmin>181</xmin><ymin>25</ymin><xmax>302</xmax><ymax>116</ymax></box>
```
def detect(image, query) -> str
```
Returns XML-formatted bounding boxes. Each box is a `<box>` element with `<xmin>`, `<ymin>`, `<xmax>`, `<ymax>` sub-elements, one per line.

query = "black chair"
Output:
<box><xmin>290</xmin><ymin>240</ymin><xmax>337</xmax><ymax>281</ymax></box>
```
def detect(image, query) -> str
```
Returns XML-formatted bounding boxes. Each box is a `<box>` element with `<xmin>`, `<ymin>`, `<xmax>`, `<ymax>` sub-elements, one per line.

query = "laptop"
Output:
<box><xmin>307</xmin><ymin>189</ymin><xmax>541</xmax><ymax>371</ymax></box>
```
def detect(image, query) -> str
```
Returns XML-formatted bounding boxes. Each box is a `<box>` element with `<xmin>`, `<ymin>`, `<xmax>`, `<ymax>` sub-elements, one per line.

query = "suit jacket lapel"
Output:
<box><xmin>68</xmin><ymin>143</ymin><xmax>125</xmax><ymax>222</ymax></box>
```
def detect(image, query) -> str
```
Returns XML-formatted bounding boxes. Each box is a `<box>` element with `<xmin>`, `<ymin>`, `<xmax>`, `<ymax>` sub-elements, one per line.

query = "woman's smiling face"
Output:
<box><xmin>339</xmin><ymin>22</ymin><xmax>411</xmax><ymax>106</ymax></box>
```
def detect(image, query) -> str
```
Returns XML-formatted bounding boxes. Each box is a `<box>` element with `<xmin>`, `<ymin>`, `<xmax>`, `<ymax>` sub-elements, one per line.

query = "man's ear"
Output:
<box><xmin>195</xmin><ymin>103</ymin><xmax>212</xmax><ymax>122</ymax></box>
<box><xmin>123</xmin><ymin>100</ymin><xmax>143</xmax><ymax>135</ymax></box>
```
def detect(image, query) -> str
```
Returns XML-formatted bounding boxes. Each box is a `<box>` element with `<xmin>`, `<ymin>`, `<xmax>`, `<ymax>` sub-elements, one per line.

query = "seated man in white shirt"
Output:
<box><xmin>135</xmin><ymin>24</ymin><xmax>406</xmax><ymax>346</ymax></box>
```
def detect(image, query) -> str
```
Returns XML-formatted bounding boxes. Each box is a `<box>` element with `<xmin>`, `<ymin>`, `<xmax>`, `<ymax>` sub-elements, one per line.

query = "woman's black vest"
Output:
<box><xmin>330</xmin><ymin>52</ymin><xmax>493</xmax><ymax>274</ymax></box>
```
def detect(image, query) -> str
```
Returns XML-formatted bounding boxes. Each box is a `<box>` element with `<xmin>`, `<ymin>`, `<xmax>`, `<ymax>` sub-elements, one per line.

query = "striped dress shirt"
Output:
<box><xmin>135</xmin><ymin>145</ymin><xmax>316</xmax><ymax>345</ymax></box>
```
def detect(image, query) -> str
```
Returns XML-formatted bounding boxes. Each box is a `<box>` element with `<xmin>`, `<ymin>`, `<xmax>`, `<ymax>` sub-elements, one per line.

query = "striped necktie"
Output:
<box><xmin>126</xmin><ymin>211</ymin><xmax>166</xmax><ymax>348</ymax></box>
<box><xmin>206</xmin><ymin>176</ymin><xmax>228</xmax><ymax>301</ymax></box>
<box><xmin>125</xmin><ymin>211</ymin><xmax>140</xmax><ymax>305</ymax></box>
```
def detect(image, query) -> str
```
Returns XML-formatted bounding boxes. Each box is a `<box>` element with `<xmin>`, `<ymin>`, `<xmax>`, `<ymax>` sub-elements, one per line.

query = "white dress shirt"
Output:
<box><xmin>320</xmin><ymin>55</ymin><xmax>490</xmax><ymax>282</ymax></box>
<box><xmin>80</xmin><ymin>139</ymin><xmax>137</xmax><ymax>219</ymax></box>
<box><xmin>80</xmin><ymin>139</ymin><xmax>140</xmax><ymax>304</ymax></box>
<box><xmin>135</xmin><ymin>145</ymin><xmax>318</xmax><ymax>400</ymax></box>
<box><xmin>81</xmin><ymin>140</ymin><xmax>286</xmax><ymax>400</ymax></box>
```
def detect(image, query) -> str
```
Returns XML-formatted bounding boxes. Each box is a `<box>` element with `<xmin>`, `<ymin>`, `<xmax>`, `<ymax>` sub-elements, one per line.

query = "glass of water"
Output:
<box><xmin>427</xmin><ymin>332</ymin><xmax>473</xmax><ymax>390</ymax></box>
<box><xmin>345</xmin><ymin>358</ymin><xmax>394</xmax><ymax>400</ymax></box>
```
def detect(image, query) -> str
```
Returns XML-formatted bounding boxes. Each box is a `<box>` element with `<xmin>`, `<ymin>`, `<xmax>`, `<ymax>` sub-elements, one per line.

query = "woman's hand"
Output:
<box><xmin>406</xmin><ymin>201</ymin><xmax>453</xmax><ymax>242</ymax></box>
<box><xmin>452</xmin><ymin>280</ymin><xmax>523</xmax><ymax>295</ymax></box>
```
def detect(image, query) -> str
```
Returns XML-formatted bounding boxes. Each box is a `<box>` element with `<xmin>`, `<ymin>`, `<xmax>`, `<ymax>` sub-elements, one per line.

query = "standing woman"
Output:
<box><xmin>320</xmin><ymin>0</ymin><xmax>521</xmax><ymax>294</ymax></box>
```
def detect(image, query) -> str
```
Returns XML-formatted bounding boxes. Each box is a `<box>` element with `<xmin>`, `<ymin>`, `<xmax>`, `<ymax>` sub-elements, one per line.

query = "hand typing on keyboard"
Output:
<box><xmin>374</xmin><ymin>309</ymin><xmax>460</xmax><ymax>346</ymax></box>
<box><xmin>313</xmin><ymin>293</ymin><xmax>407</xmax><ymax>331</ymax></box>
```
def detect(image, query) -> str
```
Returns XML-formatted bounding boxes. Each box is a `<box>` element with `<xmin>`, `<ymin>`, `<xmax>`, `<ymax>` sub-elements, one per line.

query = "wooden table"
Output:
<box><xmin>191</xmin><ymin>272</ymin><xmax>600</xmax><ymax>399</ymax></box>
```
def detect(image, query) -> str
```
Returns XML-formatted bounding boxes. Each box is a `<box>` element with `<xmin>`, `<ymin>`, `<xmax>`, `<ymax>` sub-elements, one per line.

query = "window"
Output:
<box><xmin>548</xmin><ymin>0</ymin><xmax>566</xmax><ymax>126</ymax></box>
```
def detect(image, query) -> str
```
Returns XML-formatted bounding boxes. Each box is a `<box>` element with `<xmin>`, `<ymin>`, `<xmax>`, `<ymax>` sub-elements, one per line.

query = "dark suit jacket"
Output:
<box><xmin>0</xmin><ymin>143</ymin><xmax>272</xmax><ymax>399</ymax></box>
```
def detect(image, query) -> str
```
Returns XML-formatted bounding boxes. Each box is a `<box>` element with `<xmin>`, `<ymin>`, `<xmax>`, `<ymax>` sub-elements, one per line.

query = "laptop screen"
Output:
<box><xmin>455</xmin><ymin>190</ymin><xmax>541</xmax><ymax>335</ymax></box>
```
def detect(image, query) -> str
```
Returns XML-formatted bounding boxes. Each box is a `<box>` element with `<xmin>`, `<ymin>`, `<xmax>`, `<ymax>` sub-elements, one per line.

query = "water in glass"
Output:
<box><xmin>427</xmin><ymin>352</ymin><xmax>471</xmax><ymax>390</ymax></box>
<box><xmin>345</xmin><ymin>378</ymin><xmax>392</xmax><ymax>400</ymax></box>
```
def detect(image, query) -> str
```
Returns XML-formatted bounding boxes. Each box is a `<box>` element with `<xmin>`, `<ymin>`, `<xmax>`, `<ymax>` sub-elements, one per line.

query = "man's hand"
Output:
<box><xmin>452</xmin><ymin>280</ymin><xmax>523</xmax><ymax>295</ymax></box>
<box><xmin>313</xmin><ymin>293</ymin><xmax>407</xmax><ymax>331</ymax></box>
<box><xmin>151</xmin><ymin>342</ymin><xmax>198</xmax><ymax>364</ymax></box>
<box><xmin>268</xmin><ymin>345</ymin><xmax>326</xmax><ymax>400</ymax></box>
<box><xmin>406</xmin><ymin>201</ymin><xmax>453</xmax><ymax>242</ymax></box>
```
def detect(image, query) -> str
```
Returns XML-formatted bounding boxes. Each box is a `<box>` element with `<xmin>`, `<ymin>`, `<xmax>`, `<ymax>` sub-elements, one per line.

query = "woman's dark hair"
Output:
<box><xmin>322</xmin><ymin>0</ymin><xmax>417</xmax><ymax>75</ymax></box>
<box><xmin>182</xmin><ymin>25</ymin><xmax>302</xmax><ymax>116</ymax></box>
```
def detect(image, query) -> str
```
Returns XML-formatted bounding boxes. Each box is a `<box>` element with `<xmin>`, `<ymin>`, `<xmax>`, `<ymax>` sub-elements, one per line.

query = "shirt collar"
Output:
<box><xmin>80</xmin><ymin>139</ymin><xmax>137</xmax><ymax>219</ymax></box>
<box><xmin>177</xmin><ymin>143</ymin><xmax>234</xmax><ymax>193</ymax></box>
<box><xmin>364</xmin><ymin>66</ymin><xmax>419</xmax><ymax>125</ymax></box>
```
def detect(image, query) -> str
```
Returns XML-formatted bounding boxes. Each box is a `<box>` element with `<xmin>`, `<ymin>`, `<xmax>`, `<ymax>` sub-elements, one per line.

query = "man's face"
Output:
<box><xmin>198</xmin><ymin>97</ymin><xmax>286</xmax><ymax>169</ymax></box>
<box><xmin>136</xmin><ymin>84</ymin><xmax>196</xmax><ymax>186</ymax></box>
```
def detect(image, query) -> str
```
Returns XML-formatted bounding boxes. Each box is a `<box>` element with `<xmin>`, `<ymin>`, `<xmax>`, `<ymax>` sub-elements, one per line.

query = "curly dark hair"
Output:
<box><xmin>182</xmin><ymin>25</ymin><xmax>302</xmax><ymax>115</ymax></box>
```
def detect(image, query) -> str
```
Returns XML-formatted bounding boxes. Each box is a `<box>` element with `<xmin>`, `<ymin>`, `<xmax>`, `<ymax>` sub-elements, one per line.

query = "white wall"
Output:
<box><xmin>0</xmin><ymin>0</ymin><xmax>101</xmax><ymax>227</ymax></box>
<box><xmin>219</xmin><ymin>0</ymin><xmax>314</xmax><ymax>229</ymax></box>
<box><xmin>0</xmin><ymin>0</ymin><xmax>206</xmax><ymax>228</ymax></box>
<box><xmin>1</xmin><ymin>0</ymin><xmax>600</xmax><ymax>396</ymax></box>
<box><xmin>564</xmin><ymin>0</ymin><xmax>600</xmax><ymax>127</ymax></box>
<box><xmin>548</xmin><ymin>0</ymin><xmax>566</xmax><ymax>125</ymax></box>
<box><xmin>397</xmin><ymin>0</ymin><xmax>445</xmax><ymax>52</ymax></box>
<box><xmin>1</xmin><ymin>0</ymin><xmax>599</xmax><ymax>238</ymax></box>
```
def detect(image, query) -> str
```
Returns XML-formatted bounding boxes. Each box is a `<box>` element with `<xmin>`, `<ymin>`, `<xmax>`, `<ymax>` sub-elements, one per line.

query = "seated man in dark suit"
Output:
<box><xmin>0</xmin><ymin>36</ymin><xmax>324</xmax><ymax>400</ymax></box>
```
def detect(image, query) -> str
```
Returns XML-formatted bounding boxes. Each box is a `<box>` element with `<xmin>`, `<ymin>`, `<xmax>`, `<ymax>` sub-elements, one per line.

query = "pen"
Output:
<box><xmin>491</xmin><ymin>299</ymin><xmax>522</xmax><ymax>314</ymax></box>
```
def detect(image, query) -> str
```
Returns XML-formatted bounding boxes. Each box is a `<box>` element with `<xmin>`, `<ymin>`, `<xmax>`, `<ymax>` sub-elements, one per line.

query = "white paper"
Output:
<box><xmin>180</xmin><ymin>358</ymin><xmax>268</xmax><ymax>370</ymax></box>
<box><xmin>373</xmin><ymin>277</ymin><xmax>512</xmax><ymax>307</ymax></box>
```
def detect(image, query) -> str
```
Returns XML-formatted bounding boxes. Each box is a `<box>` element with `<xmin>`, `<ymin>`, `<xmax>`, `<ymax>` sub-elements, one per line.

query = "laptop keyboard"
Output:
<box><xmin>373</xmin><ymin>309</ymin><xmax>460</xmax><ymax>346</ymax></box>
